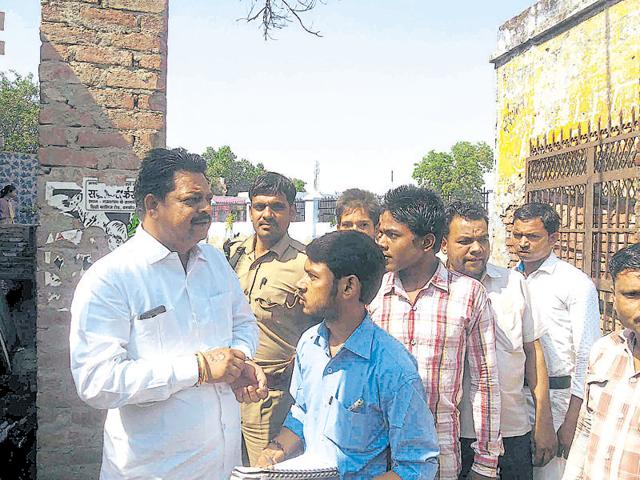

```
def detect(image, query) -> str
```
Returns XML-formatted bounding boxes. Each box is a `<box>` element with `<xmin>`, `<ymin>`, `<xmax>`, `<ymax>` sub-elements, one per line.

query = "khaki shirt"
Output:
<box><xmin>228</xmin><ymin>233</ymin><xmax>319</xmax><ymax>390</ymax></box>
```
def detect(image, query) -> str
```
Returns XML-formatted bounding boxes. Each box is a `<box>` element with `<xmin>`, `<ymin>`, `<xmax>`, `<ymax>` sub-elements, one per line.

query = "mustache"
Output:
<box><xmin>192</xmin><ymin>214</ymin><xmax>211</xmax><ymax>224</ymax></box>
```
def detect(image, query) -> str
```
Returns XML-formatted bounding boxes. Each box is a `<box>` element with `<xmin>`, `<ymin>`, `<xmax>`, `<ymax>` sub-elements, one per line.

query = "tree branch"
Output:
<box><xmin>243</xmin><ymin>0</ymin><xmax>324</xmax><ymax>40</ymax></box>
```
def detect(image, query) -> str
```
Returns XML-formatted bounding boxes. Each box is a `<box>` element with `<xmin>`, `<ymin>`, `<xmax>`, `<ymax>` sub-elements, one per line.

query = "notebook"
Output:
<box><xmin>230</xmin><ymin>453</ymin><xmax>339</xmax><ymax>479</ymax></box>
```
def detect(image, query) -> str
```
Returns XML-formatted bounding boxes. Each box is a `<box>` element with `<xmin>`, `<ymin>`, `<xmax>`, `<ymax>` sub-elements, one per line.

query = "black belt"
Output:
<box><xmin>524</xmin><ymin>375</ymin><xmax>571</xmax><ymax>390</ymax></box>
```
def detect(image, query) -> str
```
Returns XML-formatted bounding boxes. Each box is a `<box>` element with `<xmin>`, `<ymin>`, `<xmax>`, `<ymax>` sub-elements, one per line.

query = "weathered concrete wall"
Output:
<box><xmin>490</xmin><ymin>0</ymin><xmax>640</xmax><ymax>265</ymax></box>
<box><xmin>0</xmin><ymin>153</ymin><xmax>38</xmax><ymax>224</ymax></box>
<box><xmin>37</xmin><ymin>1</ymin><xmax>168</xmax><ymax>478</ymax></box>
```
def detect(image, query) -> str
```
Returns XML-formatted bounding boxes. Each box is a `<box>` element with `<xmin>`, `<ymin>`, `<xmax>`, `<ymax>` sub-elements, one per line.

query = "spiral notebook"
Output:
<box><xmin>230</xmin><ymin>453</ymin><xmax>339</xmax><ymax>479</ymax></box>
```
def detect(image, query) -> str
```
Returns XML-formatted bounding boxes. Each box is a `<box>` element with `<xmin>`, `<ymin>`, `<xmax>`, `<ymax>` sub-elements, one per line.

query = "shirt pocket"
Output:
<box><xmin>202</xmin><ymin>291</ymin><xmax>233</xmax><ymax>348</ymax></box>
<box><xmin>323</xmin><ymin>397</ymin><xmax>384</xmax><ymax>453</ymax></box>
<box><xmin>494</xmin><ymin>303</ymin><xmax>523</xmax><ymax>353</ymax></box>
<box><xmin>130</xmin><ymin>306</ymin><xmax>179</xmax><ymax>359</ymax></box>
<box><xmin>585</xmin><ymin>374</ymin><xmax>610</xmax><ymax>419</ymax></box>
<box><xmin>255</xmin><ymin>286</ymin><xmax>313</xmax><ymax>343</ymax></box>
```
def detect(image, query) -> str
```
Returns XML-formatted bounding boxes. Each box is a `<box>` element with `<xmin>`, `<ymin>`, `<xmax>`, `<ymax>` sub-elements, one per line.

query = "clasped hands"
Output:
<box><xmin>197</xmin><ymin>347</ymin><xmax>268</xmax><ymax>403</ymax></box>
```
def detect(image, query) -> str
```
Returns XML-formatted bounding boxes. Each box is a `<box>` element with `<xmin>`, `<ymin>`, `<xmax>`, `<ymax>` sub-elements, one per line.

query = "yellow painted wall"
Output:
<box><xmin>495</xmin><ymin>0</ymin><xmax>640</xmax><ymax>183</ymax></box>
<box><xmin>490</xmin><ymin>0</ymin><xmax>640</xmax><ymax>265</ymax></box>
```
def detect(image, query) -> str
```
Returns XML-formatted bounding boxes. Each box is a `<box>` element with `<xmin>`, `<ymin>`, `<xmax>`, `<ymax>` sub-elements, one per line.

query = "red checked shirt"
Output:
<box><xmin>563</xmin><ymin>329</ymin><xmax>640</xmax><ymax>480</ymax></box>
<box><xmin>369</xmin><ymin>262</ymin><xmax>502</xmax><ymax>479</ymax></box>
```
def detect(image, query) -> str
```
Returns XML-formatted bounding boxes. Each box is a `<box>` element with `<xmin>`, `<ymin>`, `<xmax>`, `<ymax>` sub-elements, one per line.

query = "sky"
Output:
<box><xmin>1</xmin><ymin>0</ymin><xmax>534</xmax><ymax>193</ymax></box>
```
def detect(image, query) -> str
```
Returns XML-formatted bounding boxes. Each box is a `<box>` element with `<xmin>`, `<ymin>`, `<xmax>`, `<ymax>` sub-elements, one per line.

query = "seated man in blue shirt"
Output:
<box><xmin>256</xmin><ymin>230</ymin><xmax>439</xmax><ymax>479</ymax></box>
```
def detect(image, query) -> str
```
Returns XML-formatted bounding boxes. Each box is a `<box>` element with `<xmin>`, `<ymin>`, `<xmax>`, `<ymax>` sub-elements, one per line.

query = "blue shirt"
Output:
<box><xmin>283</xmin><ymin>315</ymin><xmax>439</xmax><ymax>479</ymax></box>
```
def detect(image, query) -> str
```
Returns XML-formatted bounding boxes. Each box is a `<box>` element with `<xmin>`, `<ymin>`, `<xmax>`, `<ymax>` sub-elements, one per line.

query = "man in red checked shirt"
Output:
<box><xmin>369</xmin><ymin>185</ymin><xmax>502</xmax><ymax>480</ymax></box>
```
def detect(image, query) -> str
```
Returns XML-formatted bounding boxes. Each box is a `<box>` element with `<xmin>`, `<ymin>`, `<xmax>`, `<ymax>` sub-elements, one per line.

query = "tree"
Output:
<box><xmin>412</xmin><ymin>141</ymin><xmax>494</xmax><ymax>202</ymax></box>
<box><xmin>245</xmin><ymin>0</ymin><xmax>323</xmax><ymax>39</ymax></box>
<box><xmin>292</xmin><ymin>178</ymin><xmax>306</xmax><ymax>192</ymax></box>
<box><xmin>0</xmin><ymin>71</ymin><xmax>39</xmax><ymax>154</ymax></box>
<box><xmin>203</xmin><ymin>145</ymin><xmax>266</xmax><ymax>196</ymax></box>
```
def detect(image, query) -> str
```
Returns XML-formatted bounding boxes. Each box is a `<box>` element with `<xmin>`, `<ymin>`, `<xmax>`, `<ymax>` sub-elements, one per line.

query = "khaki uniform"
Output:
<box><xmin>227</xmin><ymin>234</ymin><xmax>319</xmax><ymax>466</ymax></box>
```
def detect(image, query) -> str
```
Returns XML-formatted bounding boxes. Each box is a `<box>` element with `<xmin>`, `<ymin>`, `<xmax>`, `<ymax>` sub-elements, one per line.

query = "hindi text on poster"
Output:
<box><xmin>83</xmin><ymin>178</ymin><xmax>136</xmax><ymax>212</ymax></box>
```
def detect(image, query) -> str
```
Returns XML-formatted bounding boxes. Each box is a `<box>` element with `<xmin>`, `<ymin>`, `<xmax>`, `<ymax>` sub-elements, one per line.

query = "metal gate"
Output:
<box><xmin>525</xmin><ymin>113</ymin><xmax>639</xmax><ymax>333</ymax></box>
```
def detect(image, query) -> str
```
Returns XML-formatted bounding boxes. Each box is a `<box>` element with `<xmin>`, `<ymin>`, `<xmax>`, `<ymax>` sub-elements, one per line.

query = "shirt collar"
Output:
<box><xmin>482</xmin><ymin>263</ymin><xmax>503</xmax><ymax>281</ymax></box>
<box><xmin>517</xmin><ymin>252</ymin><xmax>559</xmax><ymax>275</ymax></box>
<box><xmin>245</xmin><ymin>233</ymin><xmax>291</xmax><ymax>259</ymax></box>
<box><xmin>133</xmin><ymin>226</ymin><xmax>205</xmax><ymax>265</ymax></box>
<box><xmin>619</xmin><ymin>328</ymin><xmax>638</xmax><ymax>353</ymax></box>
<box><xmin>382</xmin><ymin>261</ymin><xmax>449</xmax><ymax>296</ymax></box>
<box><xmin>316</xmin><ymin>314</ymin><xmax>375</xmax><ymax>361</ymax></box>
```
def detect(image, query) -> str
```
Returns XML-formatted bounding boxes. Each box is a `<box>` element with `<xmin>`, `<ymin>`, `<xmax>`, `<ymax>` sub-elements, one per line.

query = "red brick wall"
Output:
<box><xmin>37</xmin><ymin>2</ymin><xmax>168</xmax><ymax>478</ymax></box>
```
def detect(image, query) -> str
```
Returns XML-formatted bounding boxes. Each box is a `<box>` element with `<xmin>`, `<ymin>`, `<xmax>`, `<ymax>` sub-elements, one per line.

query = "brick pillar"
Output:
<box><xmin>37</xmin><ymin>1</ymin><xmax>168</xmax><ymax>478</ymax></box>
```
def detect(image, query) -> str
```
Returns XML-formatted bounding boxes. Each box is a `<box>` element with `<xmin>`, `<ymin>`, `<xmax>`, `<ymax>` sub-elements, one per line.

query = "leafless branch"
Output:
<box><xmin>243</xmin><ymin>0</ymin><xmax>325</xmax><ymax>40</ymax></box>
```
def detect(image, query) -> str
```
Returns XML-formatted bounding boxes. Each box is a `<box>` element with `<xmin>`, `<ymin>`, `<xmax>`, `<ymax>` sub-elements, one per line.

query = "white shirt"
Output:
<box><xmin>70</xmin><ymin>227</ymin><xmax>258</xmax><ymax>480</ymax></box>
<box><xmin>460</xmin><ymin>263</ymin><xmax>545</xmax><ymax>438</ymax></box>
<box><xmin>517</xmin><ymin>253</ymin><xmax>600</xmax><ymax>427</ymax></box>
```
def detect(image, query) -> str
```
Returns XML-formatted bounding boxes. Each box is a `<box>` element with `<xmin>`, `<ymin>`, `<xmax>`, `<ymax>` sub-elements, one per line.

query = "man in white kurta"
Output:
<box><xmin>70</xmin><ymin>148</ymin><xmax>261</xmax><ymax>479</ymax></box>
<box><xmin>513</xmin><ymin>203</ymin><xmax>600</xmax><ymax>480</ymax></box>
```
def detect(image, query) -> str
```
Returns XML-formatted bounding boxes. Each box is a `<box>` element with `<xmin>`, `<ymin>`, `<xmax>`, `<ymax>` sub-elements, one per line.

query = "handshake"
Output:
<box><xmin>196</xmin><ymin>348</ymin><xmax>269</xmax><ymax>403</ymax></box>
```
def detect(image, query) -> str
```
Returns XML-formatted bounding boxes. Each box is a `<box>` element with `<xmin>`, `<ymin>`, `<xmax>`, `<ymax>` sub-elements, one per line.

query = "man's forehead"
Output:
<box><xmin>251</xmin><ymin>193</ymin><xmax>289</xmax><ymax>204</ymax></box>
<box><xmin>450</xmin><ymin>216</ymin><xmax>488</xmax><ymax>233</ymax></box>
<box><xmin>513</xmin><ymin>217</ymin><xmax>546</xmax><ymax>231</ymax></box>
<box><xmin>616</xmin><ymin>269</ymin><xmax>640</xmax><ymax>287</ymax></box>
<box><xmin>305</xmin><ymin>258</ymin><xmax>332</xmax><ymax>276</ymax></box>
<box><xmin>379</xmin><ymin>211</ymin><xmax>407</xmax><ymax>229</ymax></box>
<box><xmin>341</xmin><ymin>207</ymin><xmax>372</xmax><ymax>221</ymax></box>
<box><xmin>172</xmin><ymin>170</ymin><xmax>210</xmax><ymax>191</ymax></box>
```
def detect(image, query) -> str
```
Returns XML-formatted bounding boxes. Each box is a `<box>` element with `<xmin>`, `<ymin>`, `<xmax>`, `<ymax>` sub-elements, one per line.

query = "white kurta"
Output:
<box><xmin>460</xmin><ymin>263</ymin><xmax>545</xmax><ymax>439</ymax></box>
<box><xmin>70</xmin><ymin>227</ymin><xmax>258</xmax><ymax>479</ymax></box>
<box><xmin>518</xmin><ymin>253</ymin><xmax>601</xmax><ymax>480</ymax></box>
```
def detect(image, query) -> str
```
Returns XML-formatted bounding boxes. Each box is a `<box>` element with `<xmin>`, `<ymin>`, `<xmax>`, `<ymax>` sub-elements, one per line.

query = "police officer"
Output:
<box><xmin>226</xmin><ymin>172</ymin><xmax>319</xmax><ymax>466</ymax></box>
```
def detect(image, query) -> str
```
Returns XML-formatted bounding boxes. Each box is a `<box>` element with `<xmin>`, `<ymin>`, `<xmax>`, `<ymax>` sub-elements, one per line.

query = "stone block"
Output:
<box><xmin>39</xmin><ymin>126</ymin><xmax>68</xmax><ymax>147</ymax></box>
<box><xmin>79</xmin><ymin>6</ymin><xmax>138</xmax><ymax>30</ymax></box>
<box><xmin>39</xmin><ymin>60</ymin><xmax>82</xmax><ymax>84</ymax></box>
<box><xmin>75</xmin><ymin>128</ymin><xmax>132</xmax><ymax>148</ymax></box>
<box><xmin>39</xmin><ymin>103</ymin><xmax>95</xmax><ymax>127</ymax></box>
<box><xmin>135</xmin><ymin>52</ymin><xmax>162</xmax><ymax>71</ymax></box>
<box><xmin>104</xmin><ymin>67</ymin><xmax>159</xmax><ymax>90</ymax></box>
<box><xmin>106</xmin><ymin>110</ymin><xmax>164</xmax><ymax>130</ymax></box>
<box><xmin>40</xmin><ymin>22</ymin><xmax>100</xmax><ymax>46</ymax></box>
<box><xmin>108</xmin><ymin>0</ymin><xmax>168</xmax><ymax>14</ymax></box>
<box><xmin>41</xmin><ymin>42</ymin><xmax>70</xmax><ymax>62</ymax></box>
<box><xmin>41</xmin><ymin>3</ymin><xmax>81</xmax><ymax>24</ymax></box>
<box><xmin>74</xmin><ymin>45</ymin><xmax>133</xmax><ymax>67</ymax></box>
<box><xmin>39</xmin><ymin>147</ymin><xmax>100</xmax><ymax>168</ymax></box>
<box><xmin>89</xmin><ymin>88</ymin><xmax>135</xmax><ymax>110</ymax></box>
<box><xmin>139</xmin><ymin>13</ymin><xmax>165</xmax><ymax>35</ymax></box>
<box><xmin>106</xmin><ymin>31</ymin><xmax>161</xmax><ymax>52</ymax></box>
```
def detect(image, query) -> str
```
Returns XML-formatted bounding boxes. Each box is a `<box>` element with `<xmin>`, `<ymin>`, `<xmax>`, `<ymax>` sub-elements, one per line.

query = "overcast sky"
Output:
<box><xmin>1</xmin><ymin>0</ymin><xmax>533</xmax><ymax>193</ymax></box>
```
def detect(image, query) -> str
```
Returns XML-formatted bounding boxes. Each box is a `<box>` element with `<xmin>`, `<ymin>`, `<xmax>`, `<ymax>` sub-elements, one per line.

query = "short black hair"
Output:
<box><xmin>134</xmin><ymin>148</ymin><xmax>207</xmax><ymax>214</ymax></box>
<box><xmin>610</xmin><ymin>243</ymin><xmax>640</xmax><ymax>282</ymax></box>
<box><xmin>382</xmin><ymin>185</ymin><xmax>445</xmax><ymax>253</ymax></box>
<box><xmin>306</xmin><ymin>230</ymin><xmax>385</xmax><ymax>304</ymax></box>
<box><xmin>514</xmin><ymin>202</ymin><xmax>560</xmax><ymax>234</ymax></box>
<box><xmin>444</xmin><ymin>201</ymin><xmax>489</xmax><ymax>236</ymax></box>
<box><xmin>0</xmin><ymin>184</ymin><xmax>16</xmax><ymax>198</ymax></box>
<box><xmin>336</xmin><ymin>188</ymin><xmax>382</xmax><ymax>226</ymax></box>
<box><xmin>249</xmin><ymin>172</ymin><xmax>296</xmax><ymax>205</ymax></box>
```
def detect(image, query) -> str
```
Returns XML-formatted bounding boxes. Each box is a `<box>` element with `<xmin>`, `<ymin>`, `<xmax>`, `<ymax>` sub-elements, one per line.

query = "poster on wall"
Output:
<box><xmin>83</xmin><ymin>178</ymin><xmax>136</xmax><ymax>212</ymax></box>
<box><xmin>45</xmin><ymin>179</ymin><xmax>136</xmax><ymax>251</ymax></box>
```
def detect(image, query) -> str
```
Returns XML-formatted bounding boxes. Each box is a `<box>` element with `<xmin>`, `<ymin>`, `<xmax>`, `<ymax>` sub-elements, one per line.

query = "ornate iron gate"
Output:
<box><xmin>525</xmin><ymin>113</ymin><xmax>639</xmax><ymax>333</ymax></box>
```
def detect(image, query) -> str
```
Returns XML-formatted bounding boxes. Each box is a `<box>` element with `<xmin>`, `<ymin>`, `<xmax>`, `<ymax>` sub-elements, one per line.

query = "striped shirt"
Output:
<box><xmin>369</xmin><ymin>262</ymin><xmax>502</xmax><ymax>479</ymax></box>
<box><xmin>563</xmin><ymin>329</ymin><xmax>640</xmax><ymax>480</ymax></box>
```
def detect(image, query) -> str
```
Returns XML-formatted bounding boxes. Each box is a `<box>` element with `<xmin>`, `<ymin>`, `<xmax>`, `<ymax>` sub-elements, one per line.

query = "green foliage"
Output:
<box><xmin>203</xmin><ymin>145</ymin><xmax>266</xmax><ymax>196</ymax></box>
<box><xmin>412</xmin><ymin>141</ymin><xmax>494</xmax><ymax>202</ymax></box>
<box><xmin>127</xmin><ymin>213</ymin><xmax>140</xmax><ymax>239</ymax></box>
<box><xmin>0</xmin><ymin>71</ymin><xmax>39</xmax><ymax>154</ymax></box>
<box><xmin>292</xmin><ymin>178</ymin><xmax>306</xmax><ymax>192</ymax></box>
